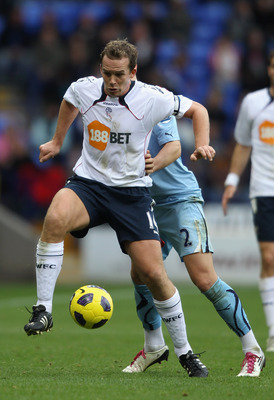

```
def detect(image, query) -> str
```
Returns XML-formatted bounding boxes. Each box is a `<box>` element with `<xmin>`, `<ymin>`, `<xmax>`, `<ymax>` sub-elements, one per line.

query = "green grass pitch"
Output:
<box><xmin>0</xmin><ymin>283</ymin><xmax>273</xmax><ymax>400</ymax></box>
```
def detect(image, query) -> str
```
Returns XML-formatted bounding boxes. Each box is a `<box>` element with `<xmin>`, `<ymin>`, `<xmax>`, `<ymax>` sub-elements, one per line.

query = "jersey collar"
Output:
<box><xmin>93</xmin><ymin>80</ymin><xmax>136</xmax><ymax>106</ymax></box>
<box><xmin>119</xmin><ymin>80</ymin><xmax>135</xmax><ymax>106</ymax></box>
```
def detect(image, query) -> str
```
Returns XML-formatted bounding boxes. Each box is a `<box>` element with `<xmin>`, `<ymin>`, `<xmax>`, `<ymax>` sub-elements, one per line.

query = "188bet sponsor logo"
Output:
<box><xmin>259</xmin><ymin>120</ymin><xmax>274</xmax><ymax>145</ymax></box>
<box><xmin>88</xmin><ymin>120</ymin><xmax>131</xmax><ymax>151</ymax></box>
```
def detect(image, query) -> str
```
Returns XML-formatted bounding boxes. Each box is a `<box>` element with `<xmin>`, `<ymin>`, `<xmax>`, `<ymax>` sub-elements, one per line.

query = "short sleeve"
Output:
<box><xmin>63</xmin><ymin>82</ymin><xmax>81</xmax><ymax>109</ymax></box>
<box><xmin>153</xmin><ymin>116</ymin><xmax>180</xmax><ymax>146</ymax></box>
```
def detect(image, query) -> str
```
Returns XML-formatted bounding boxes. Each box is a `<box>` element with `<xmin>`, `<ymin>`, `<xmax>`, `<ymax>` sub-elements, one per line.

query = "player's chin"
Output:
<box><xmin>107</xmin><ymin>88</ymin><xmax>119</xmax><ymax>96</ymax></box>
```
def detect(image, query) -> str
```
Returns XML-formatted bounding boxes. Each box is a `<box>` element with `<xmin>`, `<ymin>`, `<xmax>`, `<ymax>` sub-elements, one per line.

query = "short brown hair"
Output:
<box><xmin>100</xmin><ymin>39</ymin><xmax>138</xmax><ymax>71</ymax></box>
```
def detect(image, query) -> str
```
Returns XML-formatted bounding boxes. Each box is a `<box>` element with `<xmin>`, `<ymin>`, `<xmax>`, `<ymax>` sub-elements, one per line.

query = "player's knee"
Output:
<box><xmin>191</xmin><ymin>272</ymin><xmax>218</xmax><ymax>292</ymax></box>
<box><xmin>43</xmin><ymin>207</ymin><xmax>68</xmax><ymax>237</ymax></box>
<box><xmin>193</xmin><ymin>277</ymin><xmax>214</xmax><ymax>292</ymax></box>
<box><xmin>202</xmin><ymin>277</ymin><xmax>230</xmax><ymax>302</ymax></box>
<box><xmin>139</xmin><ymin>266</ymin><xmax>166</xmax><ymax>287</ymax></box>
<box><xmin>262</xmin><ymin>250</ymin><xmax>274</xmax><ymax>274</ymax></box>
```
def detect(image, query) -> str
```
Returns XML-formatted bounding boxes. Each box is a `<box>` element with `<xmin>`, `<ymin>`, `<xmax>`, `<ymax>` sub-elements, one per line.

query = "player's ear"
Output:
<box><xmin>130</xmin><ymin>65</ymin><xmax>137</xmax><ymax>79</ymax></box>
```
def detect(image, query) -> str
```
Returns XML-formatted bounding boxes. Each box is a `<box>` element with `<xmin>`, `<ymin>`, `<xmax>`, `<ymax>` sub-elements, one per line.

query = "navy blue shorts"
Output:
<box><xmin>65</xmin><ymin>175</ymin><xmax>160</xmax><ymax>252</ymax></box>
<box><xmin>251</xmin><ymin>197</ymin><xmax>274</xmax><ymax>242</ymax></box>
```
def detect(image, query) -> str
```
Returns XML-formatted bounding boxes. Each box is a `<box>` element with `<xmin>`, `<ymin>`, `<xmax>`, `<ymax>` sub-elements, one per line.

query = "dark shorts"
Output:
<box><xmin>65</xmin><ymin>175</ymin><xmax>160</xmax><ymax>252</ymax></box>
<box><xmin>251</xmin><ymin>197</ymin><xmax>274</xmax><ymax>242</ymax></box>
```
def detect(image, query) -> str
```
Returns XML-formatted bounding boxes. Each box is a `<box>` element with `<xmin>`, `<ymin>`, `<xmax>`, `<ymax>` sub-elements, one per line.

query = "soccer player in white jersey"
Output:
<box><xmin>23</xmin><ymin>39</ymin><xmax>216</xmax><ymax>375</ymax></box>
<box><xmin>222</xmin><ymin>50</ymin><xmax>274</xmax><ymax>354</ymax></box>
<box><xmin>122</xmin><ymin>116</ymin><xmax>265</xmax><ymax>377</ymax></box>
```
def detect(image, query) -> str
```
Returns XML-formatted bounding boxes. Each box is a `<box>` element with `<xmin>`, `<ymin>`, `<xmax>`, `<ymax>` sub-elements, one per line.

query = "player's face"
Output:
<box><xmin>101</xmin><ymin>56</ymin><xmax>137</xmax><ymax>97</ymax></box>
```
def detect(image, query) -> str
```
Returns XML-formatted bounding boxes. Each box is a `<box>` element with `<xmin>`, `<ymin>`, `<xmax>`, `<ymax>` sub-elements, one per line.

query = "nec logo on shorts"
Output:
<box><xmin>88</xmin><ymin>120</ymin><xmax>131</xmax><ymax>151</ymax></box>
<box><xmin>259</xmin><ymin>121</ymin><xmax>274</xmax><ymax>145</ymax></box>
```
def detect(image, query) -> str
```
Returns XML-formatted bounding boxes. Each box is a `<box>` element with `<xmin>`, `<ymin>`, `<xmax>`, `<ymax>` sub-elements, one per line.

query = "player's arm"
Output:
<box><xmin>222</xmin><ymin>142</ymin><xmax>251</xmax><ymax>215</ymax></box>
<box><xmin>145</xmin><ymin>140</ymin><xmax>181</xmax><ymax>175</ymax></box>
<box><xmin>39</xmin><ymin>100</ymin><xmax>79</xmax><ymax>163</ymax></box>
<box><xmin>183</xmin><ymin>101</ymin><xmax>215</xmax><ymax>162</ymax></box>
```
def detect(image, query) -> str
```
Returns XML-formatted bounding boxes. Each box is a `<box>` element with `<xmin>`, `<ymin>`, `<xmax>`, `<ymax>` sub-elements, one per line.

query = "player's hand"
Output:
<box><xmin>39</xmin><ymin>140</ymin><xmax>61</xmax><ymax>163</ymax></box>
<box><xmin>190</xmin><ymin>145</ymin><xmax>216</xmax><ymax>162</ymax></box>
<box><xmin>222</xmin><ymin>185</ymin><xmax>237</xmax><ymax>215</ymax></box>
<box><xmin>145</xmin><ymin>150</ymin><xmax>154</xmax><ymax>175</ymax></box>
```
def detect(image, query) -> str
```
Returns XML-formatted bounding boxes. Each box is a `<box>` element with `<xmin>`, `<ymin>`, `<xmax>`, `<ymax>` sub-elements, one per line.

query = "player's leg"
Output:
<box><xmin>129</xmin><ymin>235</ymin><xmax>175</xmax><ymax>354</ymax></box>
<box><xmin>126</xmin><ymin>240</ymin><xmax>186</xmax><ymax>350</ymax></box>
<box><xmin>24</xmin><ymin>187</ymin><xmax>90</xmax><ymax>335</ymax></box>
<box><xmin>125</xmin><ymin>240</ymin><xmax>175</xmax><ymax>299</ymax></box>
<box><xmin>185</xmin><ymin>252</ymin><xmax>253</xmax><ymax>337</ymax></box>
<box><xmin>37</xmin><ymin>187</ymin><xmax>89</xmax><ymax>307</ymax></box>
<box><xmin>124</xmin><ymin>240</ymin><xmax>208</xmax><ymax>376</ymax></box>
<box><xmin>252</xmin><ymin>197</ymin><xmax>274</xmax><ymax>352</ymax></box>
<box><xmin>131</xmin><ymin>277</ymin><xmax>166</xmax><ymax>352</ymax></box>
<box><xmin>122</xmin><ymin>267</ymin><xmax>209</xmax><ymax>376</ymax></box>
<box><xmin>122</xmin><ymin>271</ymin><xmax>169</xmax><ymax>373</ymax></box>
<box><xmin>116</xmin><ymin>189</ymin><xmax>207</xmax><ymax>375</ymax></box>
<box><xmin>124</xmin><ymin>235</ymin><xmax>190</xmax><ymax>366</ymax></box>
<box><xmin>131</xmin><ymin>236</ymin><xmax>175</xmax><ymax>353</ymax></box>
<box><xmin>163</xmin><ymin>199</ymin><xmax>264</xmax><ymax>376</ymax></box>
<box><xmin>258</xmin><ymin>241</ymin><xmax>274</xmax><ymax>352</ymax></box>
<box><xmin>185</xmin><ymin>252</ymin><xmax>265</xmax><ymax>376</ymax></box>
<box><xmin>124</xmin><ymin>200</ymin><xmax>208</xmax><ymax>375</ymax></box>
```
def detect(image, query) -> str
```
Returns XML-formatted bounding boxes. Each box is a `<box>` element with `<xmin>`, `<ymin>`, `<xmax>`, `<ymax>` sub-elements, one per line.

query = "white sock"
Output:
<box><xmin>240</xmin><ymin>330</ymin><xmax>262</xmax><ymax>356</ymax></box>
<box><xmin>35</xmin><ymin>239</ymin><xmax>64</xmax><ymax>313</ymax></box>
<box><xmin>153</xmin><ymin>288</ymin><xmax>192</xmax><ymax>358</ymax></box>
<box><xmin>259</xmin><ymin>277</ymin><xmax>274</xmax><ymax>337</ymax></box>
<box><xmin>144</xmin><ymin>327</ymin><xmax>165</xmax><ymax>353</ymax></box>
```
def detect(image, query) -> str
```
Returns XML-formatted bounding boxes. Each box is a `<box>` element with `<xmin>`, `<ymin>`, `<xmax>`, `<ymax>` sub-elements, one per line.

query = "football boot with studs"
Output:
<box><xmin>237</xmin><ymin>352</ymin><xmax>265</xmax><ymax>377</ymax></box>
<box><xmin>122</xmin><ymin>345</ymin><xmax>169</xmax><ymax>373</ymax></box>
<box><xmin>179</xmin><ymin>350</ymin><xmax>208</xmax><ymax>377</ymax></box>
<box><xmin>24</xmin><ymin>305</ymin><xmax>53</xmax><ymax>336</ymax></box>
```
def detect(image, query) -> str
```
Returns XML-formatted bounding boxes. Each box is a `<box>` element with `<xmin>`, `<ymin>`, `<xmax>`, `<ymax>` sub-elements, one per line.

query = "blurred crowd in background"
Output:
<box><xmin>0</xmin><ymin>0</ymin><xmax>273</xmax><ymax>223</ymax></box>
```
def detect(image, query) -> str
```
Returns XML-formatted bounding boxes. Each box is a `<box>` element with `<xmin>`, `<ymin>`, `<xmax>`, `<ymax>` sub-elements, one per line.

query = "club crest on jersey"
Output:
<box><xmin>105</xmin><ymin>107</ymin><xmax>112</xmax><ymax>120</ymax></box>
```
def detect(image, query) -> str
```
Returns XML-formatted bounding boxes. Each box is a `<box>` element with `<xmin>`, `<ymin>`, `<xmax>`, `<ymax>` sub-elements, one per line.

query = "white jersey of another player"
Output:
<box><xmin>64</xmin><ymin>77</ymin><xmax>192</xmax><ymax>187</ymax></box>
<box><xmin>234</xmin><ymin>88</ymin><xmax>274</xmax><ymax>198</ymax></box>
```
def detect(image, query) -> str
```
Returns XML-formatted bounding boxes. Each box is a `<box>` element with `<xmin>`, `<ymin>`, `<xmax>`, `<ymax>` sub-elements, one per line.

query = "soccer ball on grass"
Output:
<box><xmin>69</xmin><ymin>285</ymin><xmax>113</xmax><ymax>329</ymax></box>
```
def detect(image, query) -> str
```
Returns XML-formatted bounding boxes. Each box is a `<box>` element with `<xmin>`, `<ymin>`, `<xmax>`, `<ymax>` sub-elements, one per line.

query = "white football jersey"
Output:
<box><xmin>64</xmin><ymin>77</ymin><xmax>192</xmax><ymax>187</ymax></box>
<box><xmin>235</xmin><ymin>88</ymin><xmax>274</xmax><ymax>197</ymax></box>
